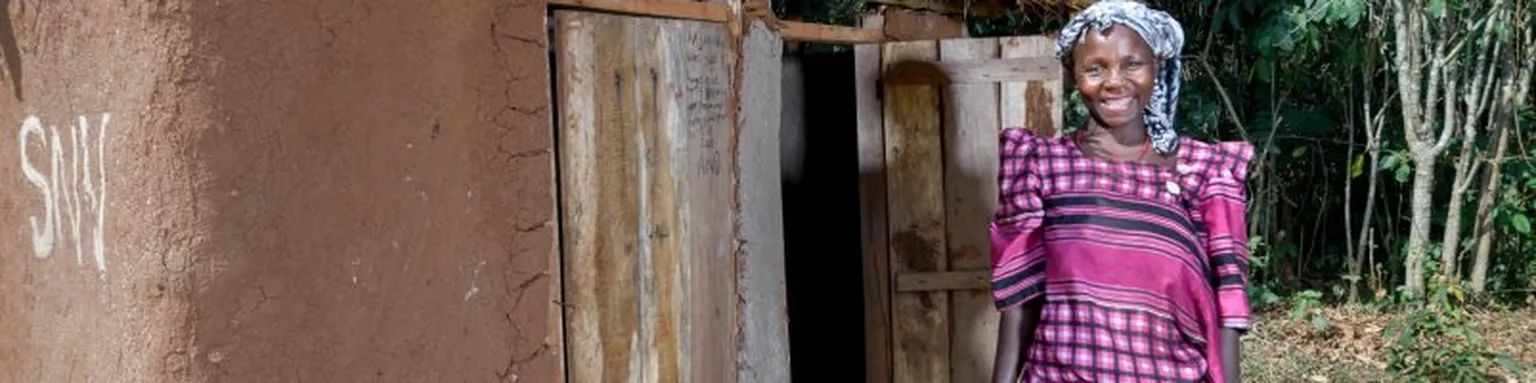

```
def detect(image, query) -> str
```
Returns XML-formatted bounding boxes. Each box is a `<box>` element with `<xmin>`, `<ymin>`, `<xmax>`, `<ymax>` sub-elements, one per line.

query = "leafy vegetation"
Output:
<box><xmin>1383</xmin><ymin>276</ymin><xmax>1526</xmax><ymax>381</ymax></box>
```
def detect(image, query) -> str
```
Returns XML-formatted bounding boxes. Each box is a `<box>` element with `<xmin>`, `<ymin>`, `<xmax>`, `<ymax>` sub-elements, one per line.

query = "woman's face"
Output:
<box><xmin>1071</xmin><ymin>25</ymin><xmax>1159</xmax><ymax>132</ymax></box>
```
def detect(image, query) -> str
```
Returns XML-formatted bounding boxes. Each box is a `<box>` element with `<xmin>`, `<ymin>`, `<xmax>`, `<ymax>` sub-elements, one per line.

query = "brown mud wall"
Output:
<box><xmin>0</xmin><ymin>0</ymin><xmax>559</xmax><ymax>381</ymax></box>
<box><xmin>0</xmin><ymin>1</ymin><xmax>198</xmax><ymax>380</ymax></box>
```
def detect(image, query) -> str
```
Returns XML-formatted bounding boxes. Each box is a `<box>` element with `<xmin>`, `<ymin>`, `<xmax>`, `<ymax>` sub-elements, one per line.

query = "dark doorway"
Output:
<box><xmin>781</xmin><ymin>43</ymin><xmax>866</xmax><ymax>382</ymax></box>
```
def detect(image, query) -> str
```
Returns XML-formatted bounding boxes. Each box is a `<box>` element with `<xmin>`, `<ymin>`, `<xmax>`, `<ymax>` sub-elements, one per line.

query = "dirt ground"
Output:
<box><xmin>1243</xmin><ymin>307</ymin><xmax>1536</xmax><ymax>382</ymax></box>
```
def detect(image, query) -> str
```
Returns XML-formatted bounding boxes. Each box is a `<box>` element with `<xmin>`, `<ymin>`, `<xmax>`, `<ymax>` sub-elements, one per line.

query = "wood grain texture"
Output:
<box><xmin>939</xmin><ymin>37</ymin><xmax>1003</xmax><ymax>383</ymax></box>
<box><xmin>883</xmin><ymin>57</ymin><xmax>1058</xmax><ymax>85</ymax></box>
<box><xmin>548</xmin><ymin>0</ymin><xmax>732</xmax><ymax>23</ymax></box>
<box><xmin>895</xmin><ymin>270</ymin><xmax>990</xmax><ymax>292</ymax></box>
<box><xmin>557</xmin><ymin>12</ymin><xmax>642</xmax><ymax>382</ymax></box>
<box><xmin>779</xmin><ymin>20</ymin><xmax>885</xmax><ymax>44</ymax></box>
<box><xmin>555</xmin><ymin>11</ymin><xmax>736</xmax><ymax>383</ymax></box>
<box><xmin>863</xmin><ymin>34</ymin><xmax>1065</xmax><ymax>383</ymax></box>
<box><xmin>1000</xmin><ymin>36</ymin><xmax>1063</xmax><ymax>137</ymax></box>
<box><xmin>881</xmin><ymin>8</ymin><xmax>967</xmax><ymax>41</ymax></box>
<box><xmin>866</xmin><ymin>0</ymin><xmax>1013</xmax><ymax>17</ymax></box>
<box><xmin>856</xmin><ymin>14</ymin><xmax>893</xmax><ymax>383</ymax></box>
<box><xmin>883</xmin><ymin>40</ymin><xmax>950</xmax><ymax>383</ymax></box>
<box><xmin>556</xmin><ymin>10</ymin><xmax>605</xmax><ymax>383</ymax></box>
<box><xmin>665</xmin><ymin>16</ymin><xmax>737</xmax><ymax>383</ymax></box>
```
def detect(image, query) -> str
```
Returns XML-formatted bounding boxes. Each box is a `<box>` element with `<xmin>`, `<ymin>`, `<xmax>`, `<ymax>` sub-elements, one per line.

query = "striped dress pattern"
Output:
<box><xmin>989</xmin><ymin>127</ymin><xmax>1254</xmax><ymax>383</ymax></box>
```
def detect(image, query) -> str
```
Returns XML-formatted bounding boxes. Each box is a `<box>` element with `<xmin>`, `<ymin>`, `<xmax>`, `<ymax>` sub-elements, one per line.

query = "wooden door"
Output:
<box><xmin>856</xmin><ymin>35</ymin><xmax>1064</xmax><ymax>383</ymax></box>
<box><xmin>552</xmin><ymin>10</ymin><xmax>739</xmax><ymax>383</ymax></box>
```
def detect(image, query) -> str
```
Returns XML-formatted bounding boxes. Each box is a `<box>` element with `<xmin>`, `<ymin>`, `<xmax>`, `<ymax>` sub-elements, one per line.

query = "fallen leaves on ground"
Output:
<box><xmin>1244</xmin><ymin>306</ymin><xmax>1535</xmax><ymax>382</ymax></box>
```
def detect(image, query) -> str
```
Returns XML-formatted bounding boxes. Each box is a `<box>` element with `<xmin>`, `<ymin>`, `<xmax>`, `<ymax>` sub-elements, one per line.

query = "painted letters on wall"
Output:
<box><xmin>18</xmin><ymin>113</ymin><xmax>110</xmax><ymax>274</ymax></box>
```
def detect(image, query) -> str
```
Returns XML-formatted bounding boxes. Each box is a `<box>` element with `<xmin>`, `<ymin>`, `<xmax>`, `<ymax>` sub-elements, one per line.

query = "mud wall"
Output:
<box><xmin>0</xmin><ymin>0</ymin><xmax>559</xmax><ymax>381</ymax></box>
<box><xmin>0</xmin><ymin>1</ymin><xmax>197</xmax><ymax>380</ymax></box>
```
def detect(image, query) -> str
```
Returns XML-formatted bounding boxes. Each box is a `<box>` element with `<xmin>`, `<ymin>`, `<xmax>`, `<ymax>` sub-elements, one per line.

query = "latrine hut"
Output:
<box><xmin>548</xmin><ymin>1</ymin><xmax>1087</xmax><ymax>382</ymax></box>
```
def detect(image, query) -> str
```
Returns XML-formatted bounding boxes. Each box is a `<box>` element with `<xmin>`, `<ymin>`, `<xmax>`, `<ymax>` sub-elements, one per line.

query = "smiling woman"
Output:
<box><xmin>1070</xmin><ymin>25</ymin><xmax>1158</xmax><ymax>151</ymax></box>
<box><xmin>987</xmin><ymin>1</ymin><xmax>1257</xmax><ymax>382</ymax></box>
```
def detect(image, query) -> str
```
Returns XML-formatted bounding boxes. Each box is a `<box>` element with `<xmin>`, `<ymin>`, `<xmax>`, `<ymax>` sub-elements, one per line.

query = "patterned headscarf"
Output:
<box><xmin>1055</xmin><ymin>0</ymin><xmax>1186</xmax><ymax>155</ymax></box>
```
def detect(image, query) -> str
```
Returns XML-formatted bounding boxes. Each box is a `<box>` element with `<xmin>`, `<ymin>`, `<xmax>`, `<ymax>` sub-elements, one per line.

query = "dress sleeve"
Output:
<box><xmin>1198</xmin><ymin>141</ymin><xmax>1256</xmax><ymax>331</ymax></box>
<box><xmin>990</xmin><ymin>128</ymin><xmax>1047</xmax><ymax>310</ymax></box>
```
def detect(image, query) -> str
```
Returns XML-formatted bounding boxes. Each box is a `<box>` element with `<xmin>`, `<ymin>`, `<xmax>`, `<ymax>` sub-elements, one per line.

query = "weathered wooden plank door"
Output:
<box><xmin>857</xmin><ymin>35</ymin><xmax>1063</xmax><ymax>383</ymax></box>
<box><xmin>553</xmin><ymin>10</ymin><xmax>739</xmax><ymax>383</ymax></box>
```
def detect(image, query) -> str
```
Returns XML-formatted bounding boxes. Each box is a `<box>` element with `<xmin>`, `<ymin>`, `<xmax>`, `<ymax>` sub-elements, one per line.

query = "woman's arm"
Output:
<box><xmin>992</xmin><ymin>301</ymin><xmax>1042</xmax><ymax>383</ymax></box>
<box><xmin>1196</xmin><ymin>140</ymin><xmax>1256</xmax><ymax>383</ymax></box>
<box><xmin>1222</xmin><ymin>328</ymin><xmax>1241</xmax><ymax>383</ymax></box>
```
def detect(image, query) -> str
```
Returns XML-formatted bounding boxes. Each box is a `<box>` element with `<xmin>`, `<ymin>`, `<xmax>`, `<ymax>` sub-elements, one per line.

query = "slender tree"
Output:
<box><xmin>1470</xmin><ymin>3</ymin><xmax>1534</xmax><ymax>293</ymax></box>
<box><xmin>1390</xmin><ymin>0</ymin><xmax>1508</xmax><ymax>294</ymax></box>
<box><xmin>1437</xmin><ymin>4</ymin><xmax>1506</xmax><ymax>280</ymax></box>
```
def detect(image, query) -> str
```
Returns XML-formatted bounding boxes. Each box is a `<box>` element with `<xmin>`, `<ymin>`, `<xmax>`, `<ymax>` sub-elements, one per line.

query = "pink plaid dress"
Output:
<box><xmin>990</xmin><ymin>127</ymin><xmax>1254</xmax><ymax>383</ymax></box>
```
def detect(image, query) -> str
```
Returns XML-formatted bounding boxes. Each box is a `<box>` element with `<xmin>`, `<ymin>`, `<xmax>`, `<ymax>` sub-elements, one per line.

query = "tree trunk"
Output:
<box><xmin>1439</xmin><ymin>131</ymin><xmax>1475</xmax><ymax>279</ymax></box>
<box><xmin>1405</xmin><ymin>155</ymin><xmax>1438</xmax><ymax>294</ymax></box>
<box><xmin>1354</xmin><ymin>101</ymin><xmax>1385</xmax><ymax>302</ymax></box>
<box><xmin>1392</xmin><ymin>0</ymin><xmax>1433</xmax><ymax>295</ymax></box>
<box><xmin>1469</xmin><ymin>117</ymin><xmax>1509</xmax><ymax>293</ymax></box>
<box><xmin>1437</xmin><ymin>62</ymin><xmax>1464</xmax><ymax>279</ymax></box>
<box><xmin>1345</xmin><ymin>82</ymin><xmax>1358</xmax><ymax>303</ymax></box>
<box><xmin>1441</xmin><ymin>11</ymin><xmax>1506</xmax><ymax>280</ymax></box>
<box><xmin>1352</xmin><ymin>4</ymin><xmax>1385</xmax><ymax>303</ymax></box>
<box><xmin>1471</xmin><ymin>13</ymin><xmax>1532</xmax><ymax>292</ymax></box>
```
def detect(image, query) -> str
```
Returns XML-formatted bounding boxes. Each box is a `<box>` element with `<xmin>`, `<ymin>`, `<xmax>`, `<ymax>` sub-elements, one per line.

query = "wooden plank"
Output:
<box><xmin>548</xmin><ymin>12</ymin><xmax>572</xmax><ymax>383</ymax></box>
<box><xmin>939</xmin><ymin>37</ymin><xmax>1002</xmax><ymax>383</ymax></box>
<box><xmin>631</xmin><ymin>16</ymin><xmax>682</xmax><ymax>383</ymax></box>
<box><xmin>855</xmin><ymin>15</ymin><xmax>893</xmax><ymax>383</ymax></box>
<box><xmin>549</xmin><ymin>0</ymin><xmax>732</xmax><ymax>23</ymax></box>
<box><xmin>557</xmin><ymin>11</ymin><xmax>737</xmax><ymax>383</ymax></box>
<box><xmin>1000</xmin><ymin>36</ymin><xmax>1064</xmax><ymax>137</ymax></box>
<box><xmin>882</xmin><ymin>8</ymin><xmax>967</xmax><ymax>41</ymax></box>
<box><xmin>884</xmin><ymin>39</ymin><xmax>950</xmax><ymax>383</ymax></box>
<box><xmin>639</xmin><ymin>19</ymin><xmax>684</xmax><ymax>383</ymax></box>
<box><xmin>883</xmin><ymin>57</ymin><xmax>1059</xmax><ymax>85</ymax></box>
<box><xmin>867</xmin><ymin>0</ymin><xmax>1091</xmax><ymax>17</ymax></box>
<box><xmin>866</xmin><ymin>0</ymin><xmax>1013</xmax><ymax>17</ymax></box>
<box><xmin>662</xmin><ymin>16</ymin><xmax>738</xmax><ymax>383</ymax></box>
<box><xmin>554</xmin><ymin>10</ymin><xmax>600</xmax><ymax>383</ymax></box>
<box><xmin>734</xmin><ymin>19</ymin><xmax>790</xmax><ymax>383</ymax></box>
<box><xmin>556</xmin><ymin>11</ymin><xmax>643</xmax><ymax>383</ymax></box>
<box><xmin>779</xmin><ymin>20</ymin><xmax>885</xmax><ymax>44</ymax></box>
<box><xmin>894</xmin><ymin>271</ymin><xmax>989</xmax><ymax>292</ymax></box>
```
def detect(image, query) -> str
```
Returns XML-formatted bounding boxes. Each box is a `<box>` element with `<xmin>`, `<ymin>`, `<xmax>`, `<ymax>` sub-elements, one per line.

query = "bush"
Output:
<box><xmin>1382</xmin><ymin>276</ymin><xmax>1524</xmax><ymax>382</ymax></box>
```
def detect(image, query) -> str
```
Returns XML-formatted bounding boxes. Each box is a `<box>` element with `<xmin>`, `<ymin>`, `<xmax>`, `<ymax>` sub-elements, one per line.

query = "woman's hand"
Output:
<box><xmin>1222</xmin><ymin>328</ymin><xmax>1242</xmax><ymax>383</ymax></box>
<box><xmin>992</xmin><ymin>301</ymin><xmax>1042</xmax><ymax>383</ymax></box>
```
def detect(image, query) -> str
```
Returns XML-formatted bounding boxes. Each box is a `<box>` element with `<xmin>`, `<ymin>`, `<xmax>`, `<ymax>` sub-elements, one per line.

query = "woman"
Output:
<box><xmin>989</xmin><ymin>1</ymin><xmax>1253</xmax><ymax>382</ymax></box>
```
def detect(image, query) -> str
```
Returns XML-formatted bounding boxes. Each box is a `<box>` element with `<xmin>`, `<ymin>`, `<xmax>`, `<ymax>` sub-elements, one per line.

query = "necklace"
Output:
<box><xmin>1075</xmin><ymin>129</ymin><xmax>1151</xmax><ymax>161</ymax></box>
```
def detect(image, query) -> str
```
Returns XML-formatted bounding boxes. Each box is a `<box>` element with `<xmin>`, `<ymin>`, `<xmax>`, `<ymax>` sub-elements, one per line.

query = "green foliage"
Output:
<box><xmin>1380</xmin><ymin>150</ymin><xmax>1415</xmax><ymax>184</ymax></box>
<box><xmin>1289</xmin><ymin>289</ymin><xmax>1331</xmax><ymax>332</ymax></box>
<box><xmin>967</xmin><ymin>10</ymin><xmax>1069</xmax><ymax>38</ymax></box>
<box><xmin>1309</xmin><ymin>0</ymin><xmax>1367</xmax><ymax>27</ymax></box>
<box><xmin>1248</xmin><ymin>236</ymin><xmax>1287</xmax><ymax>308</ymax></box>
<box><xmin>1512</xmin><ymin>212</ymin><xmax>1533</xmax><ymax>235</ymax></box>
<box><xmin>1487</xmin><ymin>131</ymin><xmax>1536</xmax><ymax>298</ymax></box>
<box><xmin>1382</xmin><ymin>276</ymin><xmax>1525</xmax><ymax>381</ymax></box>
<box><xmin>804</xmin><ymin>0</ymin><xmax>865</xmax><ymax>26</ymax></box>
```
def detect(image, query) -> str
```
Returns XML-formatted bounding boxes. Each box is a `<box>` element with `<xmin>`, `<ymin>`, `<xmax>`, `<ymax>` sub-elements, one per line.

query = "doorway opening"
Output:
<box><xmin>780</xmin><ymin>42</ymin><xmax>866</xmax><ymax>382</ymax></box>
